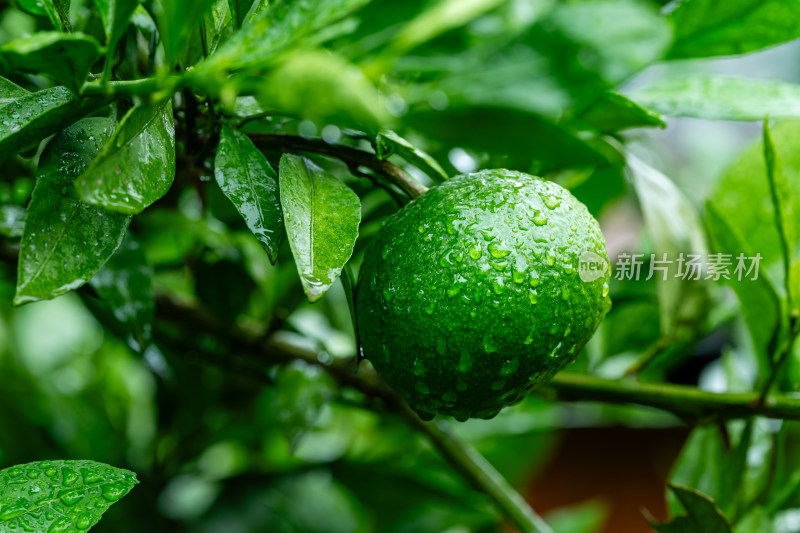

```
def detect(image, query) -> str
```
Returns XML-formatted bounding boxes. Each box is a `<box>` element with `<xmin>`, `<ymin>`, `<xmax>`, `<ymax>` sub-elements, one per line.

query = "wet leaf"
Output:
<box><xmin>0</xmin><ymin>32</ymin><xmax>102</xmax><ymax>92</ymax></box>
<box><xmin>0</xmin><ymin>75</ymin><xmax>30</xmax><ymax>106</ymax></box>
<box><xmin>88</xmin><ymin>236</ymin><xmax>154</xmax><ymax>353</ymax></box>
<box><xmin>279</xmin><ymin>153</ymin><xmax>361</xmax><ymax>302</ymax></box>
<box><xmin>76</xmin><ymin>100</ymin><xmax>176</xmax><ymax>215</ymax></box>
<box><xmin>0</xmin><ymin>459</ymin><xmax>138</xmax><ymax>532</ymax></box>
<box><xmin>215</xmin><ymin>126</ymin><xmax>282</xmax><ymax>263</ymax></box>
<box><xmin>15</xmin><ymin>117</ymin><xmax>132</xmax><ymax>305</ymax></box>
<box><xmin>0</xmin><ymin>86</ymin><xmax>106</xmax><ymax>161</ymax></box>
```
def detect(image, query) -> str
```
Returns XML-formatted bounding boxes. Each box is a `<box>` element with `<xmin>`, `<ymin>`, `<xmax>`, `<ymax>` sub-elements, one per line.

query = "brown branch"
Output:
<box><xmin>247</xmin><ymin>133</ymin><xmax>429</xmax><ymax>199</ymax></box>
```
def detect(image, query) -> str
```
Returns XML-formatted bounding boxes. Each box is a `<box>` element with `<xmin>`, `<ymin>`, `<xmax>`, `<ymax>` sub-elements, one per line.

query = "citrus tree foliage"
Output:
<box><xmin>0</xmin><ymin>0</ymin><xmax>799</xmax><ymax>532</ymax></box>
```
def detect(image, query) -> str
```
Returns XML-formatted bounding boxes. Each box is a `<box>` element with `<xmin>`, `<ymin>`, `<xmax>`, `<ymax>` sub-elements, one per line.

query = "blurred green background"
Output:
<box><xmin>3</xmin><ymin>0</ymin><xmax>800</xmax><ymax>532</ymax></box>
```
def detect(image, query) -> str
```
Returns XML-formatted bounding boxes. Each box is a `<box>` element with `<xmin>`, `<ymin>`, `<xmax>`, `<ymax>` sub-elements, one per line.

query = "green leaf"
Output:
<box><xmin>88</xmin><ymin>236</ymin><xmax>154</xmax><ymax>353</ymax></box>
<box><xmin>384</xmin><ymin>0</ymin><xmax>506</xmax><ymax>56</ymax></box>
<box><xmin>0</xmin><ymin>32</ymin><xmax>103</xmax><ymax>92</ymax></box>
<box><xmin>544</xmin><ymin>0</ymin><xmax>672</xmax><ymax>87</ymax></box>
<box><xmin>629</xmin><ymin>76</ymin><xmax>800</xmax><ymax>121</ymax></box>
<box><xmin>580</xmin><ymin>91</ymin><xmax>666</xmax><ymax>132</ymax></box>
<box><xmin>668</xmin><ymin>0</ymin><xmax>800</xmax><ymax>60</ymax></box>
<box><xmin>711</xmin><ymin>121</ymin><xmax>800</xmax><ymax>289</ymax></box>
<box><xmin>406</xmin><ymin>107</ymin><xmax>620</xmax><ymax>173</ymax></box>
<box><xmin>652</xmin><ymin>516</ymin><xmax>698</xmax><ymax>533</ymax></box>
<box><xmin>0</xmin><ymin>75</ymin><xmax>30</xmax><ymax>106</ymax></box>
<box><xmin>408</xmin><ymin>0</ymin><xmax>671</xmax><ymax>121</ymax></box>
<box><xmin>153</xmin><ymin>0</ymin><xmax>217</xmax><ymax>66</ymax></box>
<box><xmin>764</xmin><ymin>121</ymin><xmax>799</xmax><ymax>314</ymax></box>
<box><xmin>375</xmin><ymin>129</ymin><xmax>448</xmax><ymax>183</ymax></box>
<box><xmin>0</xmin><ymin>460</ymin><xmax>137</xmax><ymax>532</ymax></box>
<box><xmin>257</xmin><ymin>50</ymin><xmax>390</xmax><ymax>130</ymax></box>
<box><xmin>215</xmin><ymin>125</ymin><xmax>283</xmax><ymax>263</ymax></box>
<box><xmin>263</xmin><ymin>360</ymin><xmax>335</xmax><ymax>450</ymax></box>
<box><xmin>279</xmin><ymin>153</ymin><xmax>361</xmax><ymax>302</ymax></box>
<box><xmin>0</xmin><ymin>87</ymin><xmax>106</xmax><ymax>160</ymax></box>
<box><xmin>199</xmin><ymin>0</ymin><xmax>370</xmax><ymax>73</ymax></box>
<box><xmin>665</xmin><ymin>485</ymin><xmax>734</xmax><ymax>533</ymax></box>
<box><xmin>227</xmin><ymin>0</ymin><xmax>253</xmax><ymax>28</ymax></box>
<box><xmin>76</xmin><ymin>100</ymin><xmax>176</xmax><ymax>215</ymax></box>
<box><xmin>14</xmin><ymin>0</ymin><xmax>71</xmax><ymax>31</ymax></box>
<box><xmin>93</xmin><ymin>0</ymin><xmax>141</xmax><ymax>50</ymax></box>
<box><xmin>203</xmin><ymin>0</ymin><xmax>232</xmax><ymax>56</ymax></box>
<box><xmin>627</xmin><ymin>156</ymin><xmax>708</xmax><ymax>336</ymax></box>
<box><xmin>705</xmin><ymin>202</ymin><xmax>781</xmax><ymax>369</ymax></box>
<box><xmin>15</xmin><ymin>117</ymin><xmax>132</xmax><ymax>305</ymax></box>
<box><xmin>0</xmin><ymin>205</ymin><xmax>25</xmax><ymax>238</ymax></box>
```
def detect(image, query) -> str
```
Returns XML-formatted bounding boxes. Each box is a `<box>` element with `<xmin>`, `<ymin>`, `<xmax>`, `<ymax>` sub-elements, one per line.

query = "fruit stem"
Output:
<box><xmin>248</xmin><ymin>133</ymin><xmax>429</xmax><ymax>199</ymax></box>
<box><xmin>411</xmin><ymin>416</ymin><xmax>555</xmax><ymax>533</ymax></box>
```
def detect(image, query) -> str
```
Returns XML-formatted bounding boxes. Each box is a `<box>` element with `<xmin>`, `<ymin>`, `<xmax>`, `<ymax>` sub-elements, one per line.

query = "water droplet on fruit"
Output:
<box><xmin>415</xmin><ymin>381</ymin><xmax>430</xmax><ymax>394</ymax></box>
<box><xmin>533</xmin><ymin>211</ymin><xmax>547</xmax><ymax>226</ymax></box>
<box><xmin>545</xmin><ymin>249</ymin><xmax>556</xmax><ymax>266</ymax></box>
<box><xmin>602</xmin><ymin>282</ymin><xmax>609</xmax><ymax>298</ymax></box>
<box><xmin>543</xmin><ymin>195</ymin><xmax>560</xmax><ymax>209</ymax></box>
<box><xmin>413</xmin><ymin>358</ymin><xmax>425</xmax><ymax>376</ymax></box>
<box><xmin>488</xmin><ymin>241</ymin><xmax>511</xmax><ymax>259</ymax></box>
<box><xmin>436</xmin><ymin>337</ymin><xmax>447</xmax><ymax>355</ymax></box>
<box><xmin>483</xmin><ymin>333</ymin><xmax>499</xmax><ymax>353</ymax></box>
<box><xmin>382</xmin><ymin>287</ymin><xmax>394</xmax><ymax>302</ymax></box>
<box><xmin>492</xmin><ymin>278</ymin><xmax>506</xmax><ymax>294</ymax></box>
<box><xmin>500</xmin><ymin>358</ymin><xmax>519</xmax><ymax>376</ymax></box>
<box><xmin>549</xmin><ymin>342</ymin><xmax>562</xmax><ymax>358</ymax></box>
<box><xmin>458</xmin><ymin>350</ymin><xmax>473</xmax><ymax>372</ymax></box>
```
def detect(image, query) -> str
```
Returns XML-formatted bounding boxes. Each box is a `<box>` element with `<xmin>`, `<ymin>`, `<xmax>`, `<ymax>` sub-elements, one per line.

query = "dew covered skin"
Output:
<box><xmin>356</xmin><ymin>170</ymin><xmax>612</xmax><ymax>421</ymax></box>
<box><xmin>0</xmin><ymin>460</ymin><xmax>138</xmax><ymax>532</ymax></box>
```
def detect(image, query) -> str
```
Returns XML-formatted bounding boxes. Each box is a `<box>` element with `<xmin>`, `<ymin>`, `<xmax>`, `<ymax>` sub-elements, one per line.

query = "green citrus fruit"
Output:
<box><xmin>356</xmin><ymin>169</ymin><xmax>611</xmax><ymax>421</ymax></box>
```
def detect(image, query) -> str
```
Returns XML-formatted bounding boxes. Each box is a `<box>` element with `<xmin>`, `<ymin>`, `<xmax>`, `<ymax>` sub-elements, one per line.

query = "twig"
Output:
<box><xmin>545</xmin><ymin>373</ymin><xmax>800</xmax><ymax>424</ymax></box>
<box><xmin>758</xmin><ymin>319</ymin><xmax>800</xmax><ymax>403</ymax></box>
<box><xmin>248</xmin><ymin>133</ymin><xmax>429</xmax><ymax>199</ymax></box>
<box><xmin>81</xmin><ymin>76</ymin><xmax>185</xmax><ymax>98</ymax></box>
<box><xmin>154</xmin><ymin>295</ymin><xmax>549</xmax><ymax>533</ymax></box>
